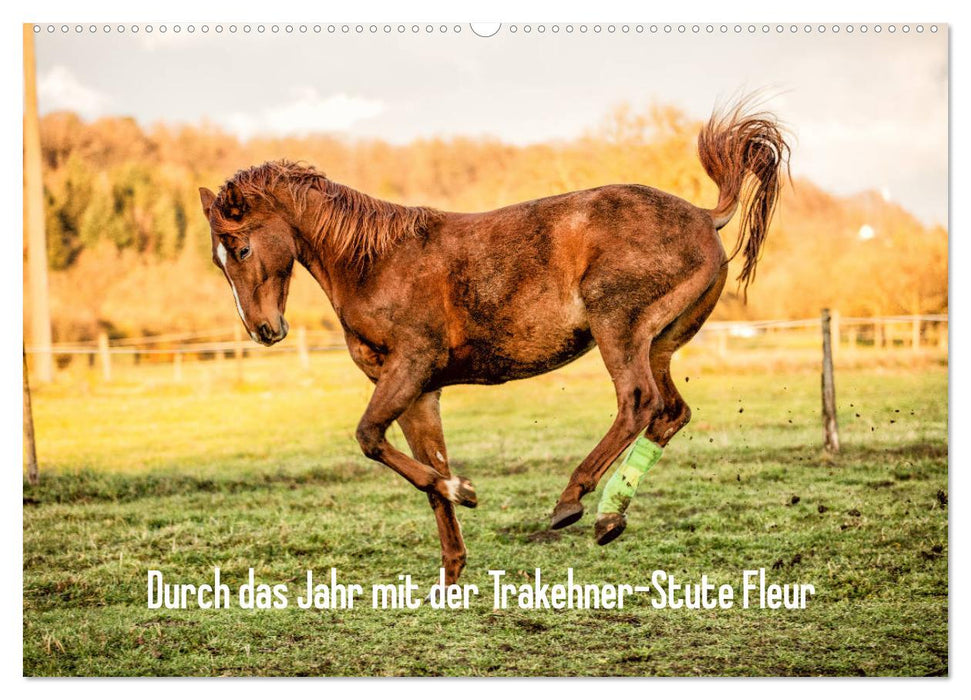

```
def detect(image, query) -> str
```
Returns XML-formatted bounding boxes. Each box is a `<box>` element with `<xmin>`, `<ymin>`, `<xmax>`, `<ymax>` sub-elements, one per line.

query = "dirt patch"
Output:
<box><xmin>514</xmin><ymin>618</ymin><xmax>549</xmax><ymax>633</ymax></box>
<box><xmin>526</xmin><ymin>529</ymin><xmax>563</xmax><ymax>543</ymax></box>
<box><xmin>595</xmin><ymin>613</ymin><xmax>642</xmax><ymax>626</ymax></box>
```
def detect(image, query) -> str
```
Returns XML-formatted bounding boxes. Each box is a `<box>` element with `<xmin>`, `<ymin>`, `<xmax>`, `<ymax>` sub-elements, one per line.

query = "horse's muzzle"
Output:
<box><xmin>255</xmin><ymin>318</ymin><xmax>288</xmax><ymax>345</ymax></box>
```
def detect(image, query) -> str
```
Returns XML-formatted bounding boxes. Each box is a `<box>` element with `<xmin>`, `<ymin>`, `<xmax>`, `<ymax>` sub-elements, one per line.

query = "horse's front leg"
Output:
<box><xmin>355</xmin><ymin>357</ymin><xmax>477</xmax><ymax>508</ymax></box>
<box><xmin>397</xmin><ymin>390</ymin><xmax>467</xmax><ymax>584</ymax></box>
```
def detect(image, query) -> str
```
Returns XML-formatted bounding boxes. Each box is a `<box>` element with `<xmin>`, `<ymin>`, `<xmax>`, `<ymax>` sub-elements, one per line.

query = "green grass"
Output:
<box><xmin>23</xmin><ymin>352</ymin><xmax>948</xmax><ymax>676</ymax></box>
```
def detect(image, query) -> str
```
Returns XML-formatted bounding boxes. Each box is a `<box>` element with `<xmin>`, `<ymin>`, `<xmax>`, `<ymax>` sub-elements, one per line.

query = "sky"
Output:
<box><xmin>33</xmin><ymin>23</ymin><xmax>948</xmax><ymax>226</ymax></box>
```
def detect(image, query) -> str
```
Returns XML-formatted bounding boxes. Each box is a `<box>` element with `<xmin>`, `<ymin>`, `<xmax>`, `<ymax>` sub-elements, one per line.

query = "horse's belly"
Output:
<box><xmin>442</xmin><ymin>322</ymin><xmax>596</xmax><ymax>386</ymax></box>
<box><xmin>440</xmin><ymin>266</ymin><xmax>596</xmax><ymax>385</ymax></box>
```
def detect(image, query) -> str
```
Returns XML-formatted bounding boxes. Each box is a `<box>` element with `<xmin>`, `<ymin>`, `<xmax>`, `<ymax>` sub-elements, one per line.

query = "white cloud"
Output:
<box><xmin>217</xmin><ymin>88</ymin><xmax>385</xmax><ymax>140</ymax></box>
<box><xmin>37</xmin><ymin>66</ymin><xmax>110</xmax><ymax>118</ymax></box>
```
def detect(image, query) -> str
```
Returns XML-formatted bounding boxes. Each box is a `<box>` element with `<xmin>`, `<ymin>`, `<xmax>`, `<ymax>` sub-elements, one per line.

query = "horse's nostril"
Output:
<box><xmin>258</xmin><ymin>323</ymin><xmax>272</xmax><ymax>341</ymax></box>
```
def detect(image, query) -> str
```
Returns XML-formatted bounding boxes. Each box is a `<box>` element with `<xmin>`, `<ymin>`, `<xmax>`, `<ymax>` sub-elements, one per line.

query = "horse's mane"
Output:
<box><xmin>214</xmin><ymin>160</ymin><xmax>440</xmax><ymax>267</ymax></box>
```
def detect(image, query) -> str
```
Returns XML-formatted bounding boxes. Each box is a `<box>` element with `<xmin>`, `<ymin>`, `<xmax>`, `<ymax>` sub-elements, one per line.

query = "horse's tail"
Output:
<box><xmin>697</xmin><ymin>96</ymin><xmax>790</xmax><ymax>296</ymax></box>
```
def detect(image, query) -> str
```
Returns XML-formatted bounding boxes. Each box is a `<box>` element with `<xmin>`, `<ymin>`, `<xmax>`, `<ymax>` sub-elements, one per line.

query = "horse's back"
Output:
<box><xmin>446</xmin><ymin>183</ymin><xmax>718</xmax><ymax>254</ymax></box>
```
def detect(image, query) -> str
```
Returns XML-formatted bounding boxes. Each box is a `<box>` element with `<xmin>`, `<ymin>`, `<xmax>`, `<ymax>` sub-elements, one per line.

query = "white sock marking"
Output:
<box><xmin>444</xmin><ymin>476</ymin><xmax>460</xmax><ymax>502</ymax></box>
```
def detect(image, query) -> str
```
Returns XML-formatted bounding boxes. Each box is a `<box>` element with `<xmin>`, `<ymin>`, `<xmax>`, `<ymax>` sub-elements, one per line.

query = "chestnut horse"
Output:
<box><xmin>199</xmin><ymin>99</ymin><xmax>788</xmax><ymax>584</ymax></box>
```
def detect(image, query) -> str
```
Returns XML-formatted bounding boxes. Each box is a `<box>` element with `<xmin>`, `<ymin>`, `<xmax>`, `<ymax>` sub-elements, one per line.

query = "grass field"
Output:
<box><xmin>23</xmin><ymin>351</ymin><xmax>948</xmax><ymax>676</ymax></box>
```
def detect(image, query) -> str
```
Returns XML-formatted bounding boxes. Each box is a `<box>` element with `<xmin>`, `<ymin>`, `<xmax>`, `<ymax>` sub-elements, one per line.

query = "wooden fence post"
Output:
<box><xmin>912</xmin><ymin>316</ymin><xmax>921</xmax><ymax>350</ymax></box>
<box><xmin>173</xmin><ymin>352</ymin><xmax>183</xmax><ymax>382</ymax></box>
<box><xmin>24</xmin><ymin>26</ymin><xmax>54</xmax><ymax>385</ymax></box>
<box><xmin>821</xmin><ymin>309</ymin><xmax>840</xmax><ymax>453</ymax></box>
<box><xmin>234</xmin><ymin>325</ymin><xmax>244</xmax><ymax>384</ymax></box>
<box><xmin>98</xmin><ymin>331</ymin><xmax>111</xmax><ymax>382</ymax></box>
<box><xmin>297</xmin><ymin>326</ymin><xmax>310</xmax><ymax>370</ymax></box>
<box><xmin>23</xmin><ymin>348</ymin><xmax>39</xmax><ymax>486</ymax></box>
<box><xmin>214</xmin><ymin>338</ymin><xmax>224</xmax><ymax>370</ymax></box>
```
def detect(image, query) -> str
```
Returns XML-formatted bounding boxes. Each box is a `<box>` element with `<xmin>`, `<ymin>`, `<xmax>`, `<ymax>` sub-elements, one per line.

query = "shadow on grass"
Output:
<box><xmin>702</xmin><ymin>440</ymin><xmax>947</xmax><ymax>467</ymax></box>
<box><xmin>23</xmin><ymin>440</ymin><xmax>946</xmax><ymax>507</ymax></box>
<box><xmin>22</xmin><ymin>462</ymin><xmax>373</xmax><ymax>506</ymax></box>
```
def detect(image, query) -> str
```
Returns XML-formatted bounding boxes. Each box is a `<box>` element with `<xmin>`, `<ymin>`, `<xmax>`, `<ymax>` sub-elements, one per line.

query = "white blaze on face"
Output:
<box><xmin>216</xmin><ymin>242</ymin><xmax>249</xmax><ymax>327</ymax></box>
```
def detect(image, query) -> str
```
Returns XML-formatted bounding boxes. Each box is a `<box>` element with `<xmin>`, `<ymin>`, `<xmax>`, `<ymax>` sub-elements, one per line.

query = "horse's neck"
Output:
<box><xmin>287</xmin><ymin>183</ymin><xmax>424</xmax><ymax>308</ymax></box>
<box><xmin>289</xmin><ymin>193</ymin><xmax>365</xmax><ymax>316</ymax></box>
<box><xmin>293</xmin><ymin>229</ymin><xmax>341</xmax><ymax>307</ymax></box>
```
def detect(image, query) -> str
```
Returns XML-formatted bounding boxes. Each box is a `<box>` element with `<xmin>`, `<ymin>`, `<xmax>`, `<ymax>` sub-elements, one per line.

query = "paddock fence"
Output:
<box><xmin>23</xmin><ymin>313</ymin><xmax>948</xmax><ymax>383</ymax></box>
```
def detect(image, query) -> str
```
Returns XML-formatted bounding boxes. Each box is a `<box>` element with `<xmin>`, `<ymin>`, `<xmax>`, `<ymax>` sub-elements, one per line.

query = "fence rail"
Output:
<box><xmin>699</xmin><ymin>313</ymin><xmax>947</xmax><ymax>356</ymax></box>
<box><xmin>26</xmin><ymin>330</ymin><xmax>346</xmax><ymax>357</ymax></box>
<box><xmin>705</xmin><ymin>313</ymin><xmax>947</xmax><ymax>331</ymax></box>
<box><xmin>23</xmin><ymin>313</ymin><xmax>947</xmax><ymax>383</ymax></box>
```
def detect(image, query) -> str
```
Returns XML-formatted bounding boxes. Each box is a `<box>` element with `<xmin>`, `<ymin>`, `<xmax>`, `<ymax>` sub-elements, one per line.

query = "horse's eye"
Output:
<box><xmin>238</xmin><ymin>246</ymin><xmax>251</xmax><ymax>261</ymax></box>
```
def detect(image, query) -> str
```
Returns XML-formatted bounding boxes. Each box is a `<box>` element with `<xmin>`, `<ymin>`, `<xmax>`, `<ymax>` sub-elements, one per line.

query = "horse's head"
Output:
<box><xmin>199</xmin><ymin>183</ymin><xmax>294</xmax><ymax>346</ymax></box>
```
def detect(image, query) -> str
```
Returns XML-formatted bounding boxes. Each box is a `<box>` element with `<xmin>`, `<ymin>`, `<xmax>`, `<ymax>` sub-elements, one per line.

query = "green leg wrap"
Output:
<box><xmin>596</xmin><ymin>436</ymin><xmax>663</xmax><ymax>516</ymax></box>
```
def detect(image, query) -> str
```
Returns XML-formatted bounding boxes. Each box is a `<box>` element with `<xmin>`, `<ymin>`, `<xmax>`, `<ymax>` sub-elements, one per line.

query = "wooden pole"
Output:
<box><xmin>912</xmin><ymin>316</ymin><xmax>921</xmax><ymax>350</ymax></box>
<box><xmin>821</xmin><ymin>308</ymin><xmax>840</xmax><ymax>453</ymax></box>
<box><xmin>297</xmin><ymin>326</ymin><xmax>310</xmax><ymax>370</ymax></box>
<box><xmin>234</xmin><ymin>325</ymin><xmax>244</xmax><ymax>384</ymax></box>
<box><xmin>23</xmin><ymin>347</ymin><xmax>39</xmax><ymax>485</ymax></box>
<box><xmin>98</xmin><ymin>331</ymin><xmax>111</xmax><ymax>382</ymax></box>
<box><xmin>24</xmin><ymin>25</ymin><xmax>54</xmax><ymax>383</ymax></box>
<box><xmin>173</xmin><ymin>352</ymin><xmax>183</xmax><ymax>382</ymax></box>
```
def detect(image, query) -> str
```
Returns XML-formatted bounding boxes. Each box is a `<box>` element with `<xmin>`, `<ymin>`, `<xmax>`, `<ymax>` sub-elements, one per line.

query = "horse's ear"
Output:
<box><xmin>199</xmin><ymin>187</ymin><xmax>216</xmax><ymax>219</ymax></box>
<box><xmin>221</xmin><ymin>181</ymin><xmax>249</xmax><ymax>220</ymax></box>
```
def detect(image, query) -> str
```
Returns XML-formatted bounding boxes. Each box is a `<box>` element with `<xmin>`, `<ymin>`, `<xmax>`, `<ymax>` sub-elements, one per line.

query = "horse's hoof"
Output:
<box><xmin>594</xmin><ymin>513</ymin><xmax>627</xmax><ymax>546</ymax></box>
<box><xmin>550</xmin><ymin>501</ymin><xmax>584</xmax><ymax>530</ymax></box>
<box><xmin>445</xmin><ymin>476</ymin><xmax>477</xmax><ymax>508</ymax></box>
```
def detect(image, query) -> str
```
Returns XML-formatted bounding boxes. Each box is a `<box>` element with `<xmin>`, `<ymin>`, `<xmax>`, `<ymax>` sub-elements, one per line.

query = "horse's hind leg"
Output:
<box><xmin>550</xmin><ymin>261</ymin><xmax>722</xmax><ymax>538</ymax></box>
<box><xmin>645</xmin><ymin>265</ymin><xmax>728</xmax><ymax>446</ymax></box>
<box><xmin>548</xmin><ymin>322</ymin><xmax>662</xmax><ymax>533</ymax></box>
<box><xmin>397</xmin><ymin>391</ymin><xmax>467</xmax><ymax>584</ymax></box>
<box><xmin>585</xmin><ymin>273</ymin><xmax>725</xmax><ymax>545</ymax></box>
